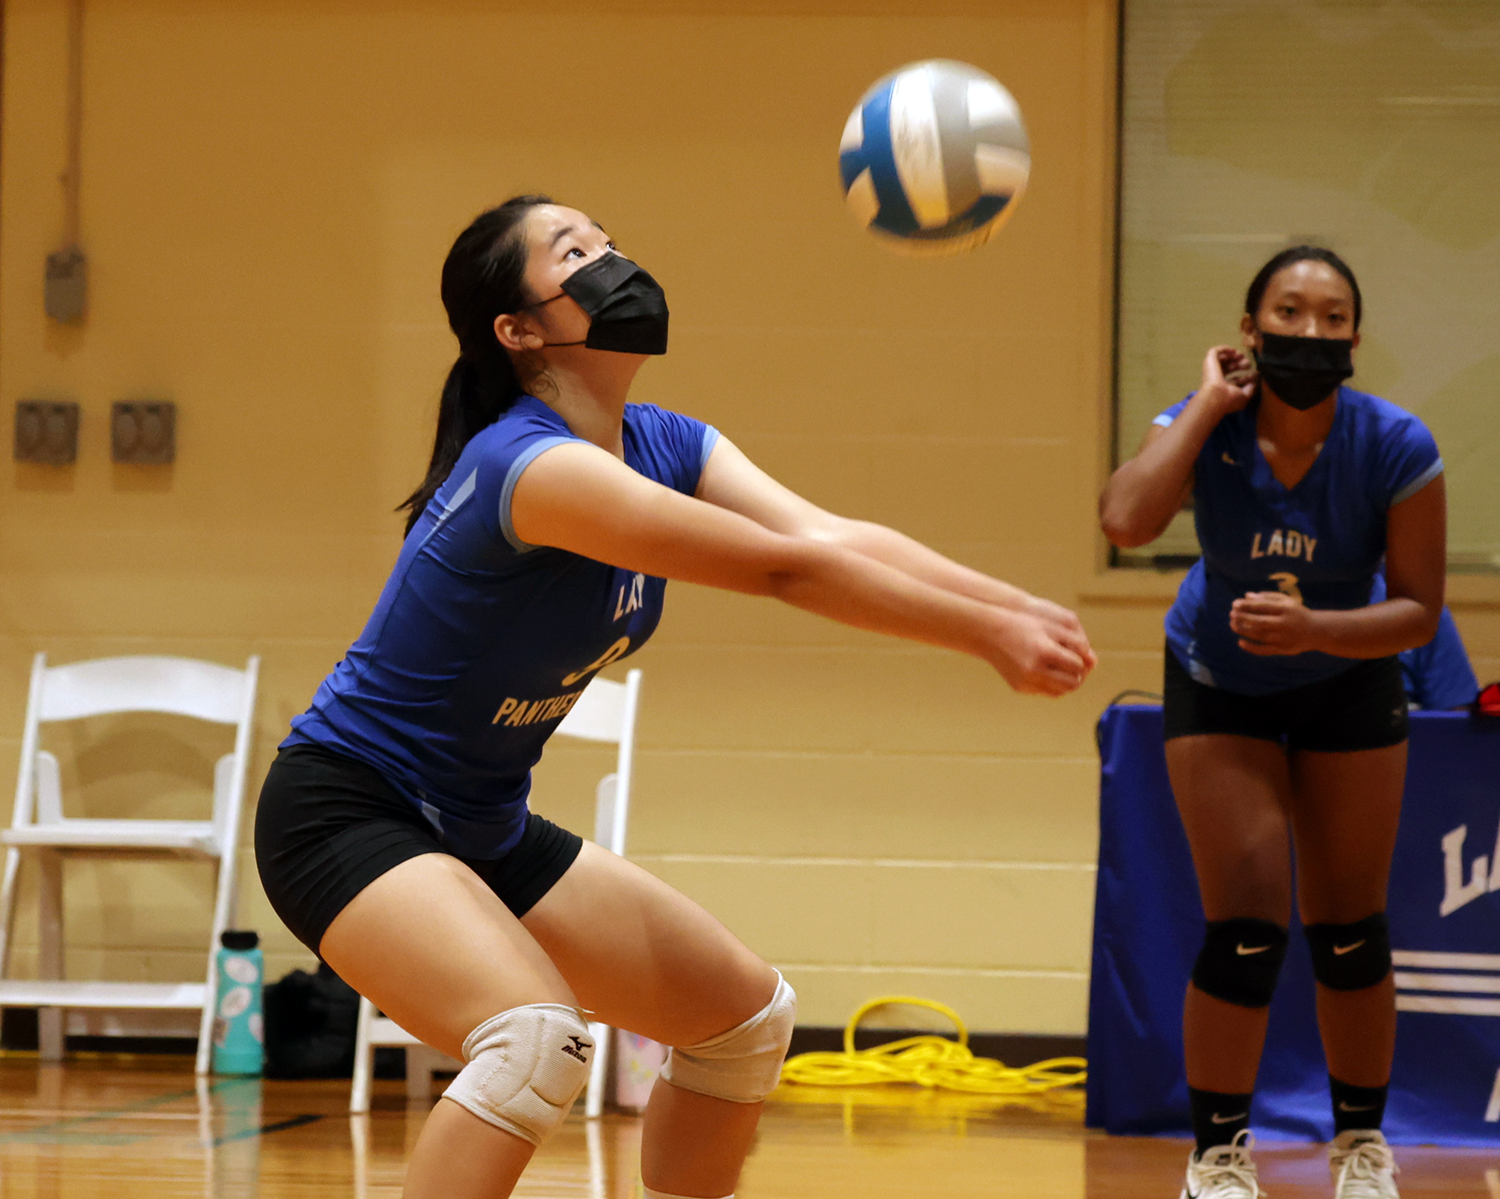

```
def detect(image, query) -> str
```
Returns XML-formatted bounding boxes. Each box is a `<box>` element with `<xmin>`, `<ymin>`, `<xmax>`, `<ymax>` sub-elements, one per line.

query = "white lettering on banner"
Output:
<box><xmin>1439</xmin><ymin>819</ymin><xmax>1500</xmax><ymax>917</ymax></box>
<box><xmin>1488</xmin><ymin>1071</ymin><xmax>1500</xmax><ymax>1124</ymax></box>
<box><xmin>1392</xmin><ymin>951</ymin><xmax>1500</xmax><ymax>1023</ymax></box>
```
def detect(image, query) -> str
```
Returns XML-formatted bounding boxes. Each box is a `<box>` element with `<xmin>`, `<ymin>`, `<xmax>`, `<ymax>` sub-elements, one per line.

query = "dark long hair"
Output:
<box><xmin>1244</xmin><ymin>245</ymin><xmax>1363</xmax><ymax>330</ymax></box>
<box><xmin>399</xmin><ymin>194</ymin><xmax>554</xmax><ymax>534</ymax></box>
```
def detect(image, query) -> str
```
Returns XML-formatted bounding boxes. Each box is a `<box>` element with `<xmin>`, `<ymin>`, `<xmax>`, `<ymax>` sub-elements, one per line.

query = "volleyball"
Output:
<box><xmin>839</xmin><ymin>60</ymin><xmax>1030</xmax><ymax>256</ymax></box>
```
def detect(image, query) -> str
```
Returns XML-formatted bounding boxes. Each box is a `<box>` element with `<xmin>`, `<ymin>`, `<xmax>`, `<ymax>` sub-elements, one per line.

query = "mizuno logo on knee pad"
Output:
<box><xmin>442</xmin><ymin>1003</ymin><xmax>594</xmax><ymax>1147</ymax></box>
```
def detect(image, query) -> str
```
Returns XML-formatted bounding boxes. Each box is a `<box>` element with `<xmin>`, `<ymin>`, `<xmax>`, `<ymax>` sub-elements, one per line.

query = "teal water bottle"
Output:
<box><xmin>213</xmin><ymin>930</ymin><xmax>264</xmax><ymax>1075</ymax></box>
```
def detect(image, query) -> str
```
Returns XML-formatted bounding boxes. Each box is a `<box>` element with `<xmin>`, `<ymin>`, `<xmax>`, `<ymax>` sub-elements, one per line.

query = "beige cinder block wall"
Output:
<box><xmin>12</xmin><ymin>0</ymin><xmax>1488</xmax><ymax>1040</ymax></box>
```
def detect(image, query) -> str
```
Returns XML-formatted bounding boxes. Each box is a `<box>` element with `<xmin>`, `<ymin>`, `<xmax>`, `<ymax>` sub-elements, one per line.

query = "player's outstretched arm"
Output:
<box><xmin>694</xmin><ymin>436</ymin><xmax>1095</xmax><ymax>672</ymax></box>
<box><xmin>510</xmin><ymin>441</ymin><xmax>1089</xmax><ymax>696</ymax></box>
<box><xmin>1099</xmin><ymin>345</ymin><xmax>1254</xmax><ymax>548</ymax></box>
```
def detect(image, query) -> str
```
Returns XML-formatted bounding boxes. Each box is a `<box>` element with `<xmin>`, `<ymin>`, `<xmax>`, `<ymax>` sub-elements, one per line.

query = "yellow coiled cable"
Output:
<box><xmin>778</xmin><ymin>995</ymin><xmax>1087</xmax><ymax>1095</ymax></box>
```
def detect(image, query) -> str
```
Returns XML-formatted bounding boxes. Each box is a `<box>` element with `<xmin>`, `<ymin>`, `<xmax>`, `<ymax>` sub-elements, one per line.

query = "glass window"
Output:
<box><xmin>1114</xmin><ymin>0</ymin><xmax>1500</xmax><ymax>569</ymax></box>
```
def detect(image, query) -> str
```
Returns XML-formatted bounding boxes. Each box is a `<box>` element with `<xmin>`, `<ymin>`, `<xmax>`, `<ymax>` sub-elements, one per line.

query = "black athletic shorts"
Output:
<box><xmin>1162</xmin><ymin>645</ymin><xmax>1408</xmax><ymax>753</ymax></box>
<box><xmin>254</xmin><ymin>743</ymin><xmax>583</xmax><ymax>957</ymax></box>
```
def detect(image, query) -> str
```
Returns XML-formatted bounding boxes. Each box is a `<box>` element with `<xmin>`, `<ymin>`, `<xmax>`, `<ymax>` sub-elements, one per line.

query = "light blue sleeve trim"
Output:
<box><xmin>1391</xmin><ymin>456</ymin><xmax>1443</xmax><ymax>507</ymax></box>
<box><xmin>699</xmin><ymin>425</ymin><xmax>722</xmax><ymax>473</ymax></box>
<box><xmin>498</xmin><ymin>435</ymin><xmax>576</xmax><ymax>552</ymax></box>
<box><xmin>1152</xmin><ymin>413</ymin><xmax>1176</xmax><ymax>428</ymax></box>
<box><xmin>413</xmin><ymin>467</ymin><xmax>479</xmax><ymax>555</ymax></box>
<box><xmin>439</xmin><ymin>468</ymin><xmax>478</xmax><ymax>519</ymax></box>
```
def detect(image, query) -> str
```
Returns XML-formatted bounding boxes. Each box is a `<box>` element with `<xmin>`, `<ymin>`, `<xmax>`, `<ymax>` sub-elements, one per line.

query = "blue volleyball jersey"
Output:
<box><xmin>284</xmin><ymin>396</ymin><xmax>719</xmax><ymax>858</ymax></box>
<box><xmin>1157</xmin><ymin>387</ymin><xmax>1442</xmax><ymax>696</ymax></box>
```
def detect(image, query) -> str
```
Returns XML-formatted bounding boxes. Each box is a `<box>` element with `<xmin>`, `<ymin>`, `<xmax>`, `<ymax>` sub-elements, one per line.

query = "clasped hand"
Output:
<box><xmin>1230</xmin><ymin>591</ymin><xmax>1319</xmax><ymax>656</ymax></box>
<box><xmin>991</xmin><ymin>596</ymin><xmax>1098</xmax><ymax>697</ymax></box>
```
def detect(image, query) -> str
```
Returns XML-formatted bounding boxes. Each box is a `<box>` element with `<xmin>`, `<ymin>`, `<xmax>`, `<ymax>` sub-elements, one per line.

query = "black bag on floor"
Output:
<box><xmin>262</xmin><ymin>962</ymin><xmax>360</xmax><ymax>1079</ymax></box>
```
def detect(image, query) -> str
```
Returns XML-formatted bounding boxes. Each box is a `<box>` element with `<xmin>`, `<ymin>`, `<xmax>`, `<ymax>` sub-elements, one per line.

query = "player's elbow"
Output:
<box><xmin>1415</xmin><ymin>601</ymin><xmax>1443</xmax><ymax>648</ymax></box>
<box><xmin>761</xmin><ymin>537</ymin><xmax>844</xmax><ymax>605</ymax></box>
<box><xmin>1101</xmin><ymin>517</ymin><xmax>1150</xmax><ymax>550</ymax></box>
<box><xmin>1384</xmin><ymin>588</ymin><xmax>1444</xmax><ymax>652</ymax></box>
<box><xmin>1099</xmin><ymin>496</ymin><xmax>1156</xmax><ymax>550</ymax></box>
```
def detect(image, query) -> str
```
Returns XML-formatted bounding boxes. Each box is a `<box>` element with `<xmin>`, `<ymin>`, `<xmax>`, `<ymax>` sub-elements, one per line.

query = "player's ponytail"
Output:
<box><xmin>400</xmin><ymin>194</ymin><xmax>554</xmax><ymax>535</ymax></box>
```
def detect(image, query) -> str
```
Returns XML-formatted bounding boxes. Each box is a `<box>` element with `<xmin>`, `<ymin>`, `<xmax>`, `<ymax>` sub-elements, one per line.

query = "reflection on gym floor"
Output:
<box><xmin>0</xmin><ymin>1057</ymin><xmax>1492</xmax><ymax>1199</ymax></box>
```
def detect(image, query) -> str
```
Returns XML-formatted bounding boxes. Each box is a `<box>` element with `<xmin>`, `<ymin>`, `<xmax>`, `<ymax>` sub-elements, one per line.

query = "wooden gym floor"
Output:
<box><xmin>0</xmin><ymin>1055</ymin><xmax>1492</xmax><ymax>1198</ymax></box>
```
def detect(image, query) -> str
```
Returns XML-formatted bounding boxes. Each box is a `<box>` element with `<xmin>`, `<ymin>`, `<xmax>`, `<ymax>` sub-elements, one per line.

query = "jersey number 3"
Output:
<box><xmin>1268</xmin><ymin>572</ymin><xmax>1303</xmax><ymax>602</ymax></box>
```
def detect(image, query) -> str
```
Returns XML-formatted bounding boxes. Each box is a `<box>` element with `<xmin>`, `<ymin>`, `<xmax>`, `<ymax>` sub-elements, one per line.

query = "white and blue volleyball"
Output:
<box><xmin>839</xmin><ymin>60</ymin><xmax>1030</xmax><ymax>256</ymax></box>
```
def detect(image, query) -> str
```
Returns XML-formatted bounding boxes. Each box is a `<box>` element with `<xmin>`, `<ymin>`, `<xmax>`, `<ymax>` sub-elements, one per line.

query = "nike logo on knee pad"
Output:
<box><xmin>1235</xmin><ymin>944</ymin><xmax>1271</xmax><ymax>955</ymax></box>
<box><xmin>1333</xmin><ymin>940</ymin><xmax>1366</xmax><ymax>955</ymax></box>
<box><xmin>1210</xmin><ymin>1111</ymin><xmax>1248</xmax><ymax>1123</ymax></box>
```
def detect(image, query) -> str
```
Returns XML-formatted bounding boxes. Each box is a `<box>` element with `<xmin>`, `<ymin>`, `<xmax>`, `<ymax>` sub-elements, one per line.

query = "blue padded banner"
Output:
<box><xmin>1086</xmin><ymin>704</ymin><xmax>1500</xmax><ymax>1146</ymax></box>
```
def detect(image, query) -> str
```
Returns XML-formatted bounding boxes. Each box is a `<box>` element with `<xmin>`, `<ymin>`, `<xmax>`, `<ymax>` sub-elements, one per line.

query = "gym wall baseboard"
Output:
<box><xmin>786</xmin><ymin>1026</ymin><xmax>1086</xmax><ymax>1065</ymax></box>
<box><xmin>1</xmin><ymin>1009</ymin><xmax>1086</xmax><ymax>1073</ymax></box>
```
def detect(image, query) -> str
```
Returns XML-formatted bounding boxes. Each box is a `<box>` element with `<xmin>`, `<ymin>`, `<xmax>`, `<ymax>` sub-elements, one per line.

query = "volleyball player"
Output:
<box><xmin>1100</xmin><ymin>247</ymin><xmax>1444</xmax><ymax>1199</ymax></box>
<box><xmin>255</xmin><ymin>195</ymin><xmax>1096</xmax><ymax>1199</ymax></box>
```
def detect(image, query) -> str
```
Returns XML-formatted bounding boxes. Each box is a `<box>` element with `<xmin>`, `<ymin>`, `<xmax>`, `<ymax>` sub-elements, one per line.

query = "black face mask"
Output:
<box><xmin>531</xmin><ymin>252</ymin><xmax>669</xmax><ymax>355</ymax></box>
<box><xmin>1253</xmin><ymin>330</ymin><xmax>1354</xmax><ymax>411</ymax></box>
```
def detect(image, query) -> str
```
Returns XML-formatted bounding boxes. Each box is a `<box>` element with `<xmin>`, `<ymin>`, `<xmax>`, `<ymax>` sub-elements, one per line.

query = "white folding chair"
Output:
<box><xmin>0</xmin><ymin>653</ymin><xmax>259</xmax><ymax>1075</ymax></box>
<box><xmin>349</xmin><ymin>669</ymin><xmax>642</xmax><ymax>1114</ymax></box>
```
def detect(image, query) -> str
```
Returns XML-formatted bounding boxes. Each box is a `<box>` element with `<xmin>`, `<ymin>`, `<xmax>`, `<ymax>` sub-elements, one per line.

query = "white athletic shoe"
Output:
<box><xmin>1328</xmin><ymin>1130</ymin><xmax>1399</xmax><ymax>1199</ymax></box>
<box><xmin>1180</xmin><ymin>1130</ymin><xmax>1264</xmax><ymax>1199</ymax></box>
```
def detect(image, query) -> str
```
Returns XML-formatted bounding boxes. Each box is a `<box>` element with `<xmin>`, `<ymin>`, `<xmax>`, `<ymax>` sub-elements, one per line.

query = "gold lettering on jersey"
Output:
<box><xmin>614</xmin><ymin>572</ymin><xmax>646</xmax><ymax>620</ymax></box>
<box><xmin>1250</xmin><ymin>529</ymin><xmax>1316</xmax><ymax>563</ymax></box>
<box><xmin>493</xmin><ymin>698</ymin><xmax>520</xmax><ymax>723</ymax></box>
<box><xmin>1268</xmin><ymin>572</ymin><xmax>1303</xmax><ymax>602</ymax></box>
<box><xmin>560</xmin><ymin>636</ymin><xmax>631</xmax><ymax>687</ymax></box>
<box><xmin>492</xmin><ymin>690</ymin><xmax>586</xmax><ymax>727</ymax></box>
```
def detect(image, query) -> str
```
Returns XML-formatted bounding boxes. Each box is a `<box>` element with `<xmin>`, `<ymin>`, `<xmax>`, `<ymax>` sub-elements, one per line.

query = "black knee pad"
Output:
<box><xmin>1305</xmin><ymin>913</ymin><xmax>1391</xmax><ymax>991</ymax></box>
<box><xmin>1191</xmin><ymin>918</ymin><xmax>1288</xmax><ymax>1008</ymax></box>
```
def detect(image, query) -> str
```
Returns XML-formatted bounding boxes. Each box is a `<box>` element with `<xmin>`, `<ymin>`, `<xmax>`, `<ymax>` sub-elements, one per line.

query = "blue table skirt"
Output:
<box><xmin>1086</xmin><ymin>705</ymin><xmax>1500</xmax><ymax>1146</ymax></box>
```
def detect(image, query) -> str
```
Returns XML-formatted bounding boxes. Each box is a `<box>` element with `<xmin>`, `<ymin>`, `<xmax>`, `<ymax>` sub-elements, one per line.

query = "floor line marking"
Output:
<box><xmin>0</xmin><ymin>1108</ymin><xmax>200</xmax><ymax>1120</ymax></box>
<box><xmin>213</xmin><ymin>1112</ymin><xmax>323</xmax><ymax>1146</ymax></box>
<box><xmin>0</xmin><ymin>1077</ymin><xmax>241</xmax><ymax>1143</ymax></box>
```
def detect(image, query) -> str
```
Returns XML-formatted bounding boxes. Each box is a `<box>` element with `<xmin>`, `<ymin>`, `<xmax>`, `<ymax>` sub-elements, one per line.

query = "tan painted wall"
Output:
<box><xmin>3</xmin><ymin>0</ymin><xmax>1493</xmax><ymax>1040</ymax></box>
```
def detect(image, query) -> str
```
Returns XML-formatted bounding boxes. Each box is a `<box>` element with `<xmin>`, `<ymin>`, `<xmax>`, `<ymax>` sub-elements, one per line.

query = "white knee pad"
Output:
<box><xmin>660</xmin><ymin>972</ymin><xmax>796</xmax><ymax>1104</ymax></box>
<box><xmin>442</xmin><ymin>1003</ymin><xmax>594</xmax><ymax>1146</ymax></box>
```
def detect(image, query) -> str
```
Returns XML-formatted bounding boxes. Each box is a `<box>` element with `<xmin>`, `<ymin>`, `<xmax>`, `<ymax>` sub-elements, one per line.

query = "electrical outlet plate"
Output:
<box><xmin>44</xmin><ymin>249</ymin><xmax>88</xmax><ymax>324</ymax></box>
<box><xmin>112</xmin><ymin>401</ymin><xmax>175</xmax><ymax>465</ymax></box>
<box><xmin>15</xmin><ymin>401</ymin><xmax>80</xmax><ymax>465</ymax></box>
